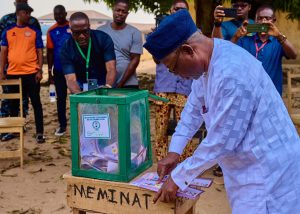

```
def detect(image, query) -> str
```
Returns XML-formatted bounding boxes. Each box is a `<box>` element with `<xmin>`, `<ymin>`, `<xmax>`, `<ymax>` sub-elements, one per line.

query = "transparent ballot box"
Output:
<box><xmin>70</xmin><ymin>88</ymin><xmax>152</xmax><ymax>182</ymax></box>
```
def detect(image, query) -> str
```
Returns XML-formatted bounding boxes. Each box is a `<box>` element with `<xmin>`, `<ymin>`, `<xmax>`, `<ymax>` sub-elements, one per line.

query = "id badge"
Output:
<box><xmin>83</xmin><ymin>83</ymin><xmax>88</xmax><ymax>91</ymax></box>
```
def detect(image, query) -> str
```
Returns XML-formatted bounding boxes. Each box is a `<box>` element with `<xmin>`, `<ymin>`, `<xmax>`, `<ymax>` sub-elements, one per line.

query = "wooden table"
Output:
<box><xmin>63</xmin><ymin>168</ymin><xmax>199</xmax><ymax>214</ymax></box>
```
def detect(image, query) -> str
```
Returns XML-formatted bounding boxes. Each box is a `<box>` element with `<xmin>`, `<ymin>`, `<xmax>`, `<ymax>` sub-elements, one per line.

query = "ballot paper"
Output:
<box><xmin>190</xmin><ymin>177</ymin><xmax>213</xmax><ymax>188</ymax></box>
<box><xmin>130</xmin><ymin>172</ymin><xmax>209</xmax><ymax>199</ymax></box>
<box><xmin>80</xmin><ymin>140</ymin><xmax>147</xmax><ymax>173</ymax></box>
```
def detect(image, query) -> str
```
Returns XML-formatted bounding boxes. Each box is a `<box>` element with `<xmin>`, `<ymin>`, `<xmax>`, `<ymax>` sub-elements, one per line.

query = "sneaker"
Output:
<box><xmin>55</xmin><ymin>127</ymin><xmax>66</xmax><ymax>136</ymax></box>
<box><xmin>36</xmin><ymin>134</ymin><xmax>46</xmax><ymax>144</ymax></box>
<box><xmin>1</xmin><ymin>133</ymin><xmax>15</xmax><ymax>141</ymax></box>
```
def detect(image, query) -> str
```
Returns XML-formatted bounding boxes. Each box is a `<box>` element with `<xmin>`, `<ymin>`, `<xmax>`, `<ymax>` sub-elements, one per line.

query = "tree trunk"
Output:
<box><xmin>194</xmin><ymin>0</ymin><xmax>218</xmax><ymax>36</ymax></box>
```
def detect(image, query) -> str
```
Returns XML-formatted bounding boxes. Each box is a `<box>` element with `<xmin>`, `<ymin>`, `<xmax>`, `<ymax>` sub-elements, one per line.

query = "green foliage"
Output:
<box><xmin>85</xmin><ymin>0</ymin><xmax>300</xmax><ymax>19</ymax></box>
<box><xmin>83</xmin><ymin>0</ymin><xmax>173</xmax><ymax>15</ymax></box>
<box><xmin>272</xmin><ymin>0</ymin><xmax>300</xmax><ymax>19</ymax></box>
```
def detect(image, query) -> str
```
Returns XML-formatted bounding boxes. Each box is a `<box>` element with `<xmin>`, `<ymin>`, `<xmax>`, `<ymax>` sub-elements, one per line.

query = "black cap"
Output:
<box><xmin>16</xmin><ymin>3</ymin><xmax>34</xmax><ymax>12</ymax></box>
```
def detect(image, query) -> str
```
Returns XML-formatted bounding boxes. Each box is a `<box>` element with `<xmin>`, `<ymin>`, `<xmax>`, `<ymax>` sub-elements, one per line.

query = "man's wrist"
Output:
<box><xmin>214</xmin><ymin>21</ymin><xmax>222</xmax><ymax>27</ymax></box>
<box><xmin>276</xmin><ymin>33</ymin><xmax>287</xmax><ymax>45</ymax></box>
<box><xmin>167</xmin><ymin>152</ymin><xmax>180</xmax><ymax>162</ymax></box>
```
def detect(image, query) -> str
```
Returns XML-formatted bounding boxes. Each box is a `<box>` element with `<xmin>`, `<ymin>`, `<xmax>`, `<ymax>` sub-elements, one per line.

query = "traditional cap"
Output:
<box><xmin>16</xmin><ymin>3</ymin><xmax>34</xmax><ymax>12</ymax></box>
<box><xmin>143</xmin><ymin>9</ymin><xmax>197</xmax><ymax>61</ymax></box>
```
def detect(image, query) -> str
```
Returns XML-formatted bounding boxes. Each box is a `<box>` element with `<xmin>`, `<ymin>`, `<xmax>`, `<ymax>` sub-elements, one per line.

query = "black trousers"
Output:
<box><xmin>53</xmin><ymin>70</ymin><xmax>67</xmax><ymax>128</ymax></box>
<box><xmin>7</xmin><ymin>73</ymin><xmax>44</xmax><ymax>134</ymax></box>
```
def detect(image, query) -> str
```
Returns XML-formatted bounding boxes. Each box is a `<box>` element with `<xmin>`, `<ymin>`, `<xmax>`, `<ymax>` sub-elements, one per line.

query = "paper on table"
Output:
<box><xmin>190</xmin><ymin>177</ymin><xmax>213</xmax><ymax>188</ymax></box>
<box><xmin>130</xmin><ymin>172</ymin><xmax>205</xmax><ymax>199</ymax></box>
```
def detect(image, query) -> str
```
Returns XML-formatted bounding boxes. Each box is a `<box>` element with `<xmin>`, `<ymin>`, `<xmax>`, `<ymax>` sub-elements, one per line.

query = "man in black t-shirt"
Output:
<box><xmin>60</xmin><ymin>12</ymin><xmax>117</xmax><ymax>94</ymax></box>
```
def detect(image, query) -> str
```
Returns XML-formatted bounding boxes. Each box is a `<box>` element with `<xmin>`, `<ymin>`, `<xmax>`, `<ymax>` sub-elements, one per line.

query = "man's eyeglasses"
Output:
<box><xmin>232</xmin><ymin>3</ymin><xmax>249</xmax><ymax>9</ymax></box>
<box><xmin>72</xmin><ymin>29</ymin><xmax>90</xmax><ymax>37</ymax></box>
<box><xmin>168</xmin><ymin>49</ymin><xmax>180</xmax><ymax>74</ymax></box>
<box><xmin>257</xmin><ymin>16</ymin><xmax>274</xmax><ymax>21</ymax></box>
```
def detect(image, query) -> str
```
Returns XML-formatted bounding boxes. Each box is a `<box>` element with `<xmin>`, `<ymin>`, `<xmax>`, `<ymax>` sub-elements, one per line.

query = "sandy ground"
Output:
<box><xmin>1</xmin><ymin>61</ymin><xmax>299</xmax><ymax>214</ymax></box>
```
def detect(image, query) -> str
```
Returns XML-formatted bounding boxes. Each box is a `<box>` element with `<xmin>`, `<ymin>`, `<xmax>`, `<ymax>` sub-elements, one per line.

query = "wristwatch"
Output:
<box><xmin>276</xmin><ymin>33</ymin><xmax>287</xmax><ymax>45</ymax></box>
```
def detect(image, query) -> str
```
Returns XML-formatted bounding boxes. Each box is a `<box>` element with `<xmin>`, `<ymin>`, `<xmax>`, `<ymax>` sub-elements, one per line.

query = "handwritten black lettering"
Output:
<box><xmin>120</xmin><ymin>192</ymin><xmax>130</xmax><ymax>205</ymax></box>
<box><xmin>108</xmin><ymin>189</ymin><xmax>118</xmax><ymax>204</ymax></box>
<box><xmin>87</xmin><ymin>186</ymin><xmax>95</xmax><ymax>199</ymax></box>
<box><xmin>142</xmin><ymin>193</ymin><xmax>151</xmax><ymax>210</ymax></box>
<box><xmin>97</xmin><ymin>188</ymin><xmax>108</xmax><ymax>200</ymax></box>
<box><xmin>74</xmin><ymin>184</ymin><xmax>87</xmax><ymax>198</ymax></box>
<box><xmin>132</xmin><ymin>193</ymin><xmax>141</xmax><ymax>208</ymax></box>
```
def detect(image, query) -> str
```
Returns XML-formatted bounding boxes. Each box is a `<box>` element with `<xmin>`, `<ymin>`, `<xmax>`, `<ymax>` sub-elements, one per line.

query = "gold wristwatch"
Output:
<box><xmin>276</xmin><ymin>33</ymin><xmax>287</xmax><ymax>45</ymax></box>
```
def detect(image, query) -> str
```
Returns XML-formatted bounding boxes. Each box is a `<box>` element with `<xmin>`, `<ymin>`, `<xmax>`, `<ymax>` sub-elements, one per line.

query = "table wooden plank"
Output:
<box><xmin>64</xmin><ymin>166</ymin><xmax>199</xmax><ymax>214</ymax></box>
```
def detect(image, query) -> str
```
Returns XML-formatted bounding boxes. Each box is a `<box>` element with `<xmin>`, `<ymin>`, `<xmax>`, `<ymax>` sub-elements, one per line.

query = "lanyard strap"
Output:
<box><xmin>254</xmin><ymin>35</ymin><xmax>268</xmax><ymax>59</ymax></box>
<box><xmin>75</xmin><ymin>38</ymin><xmax>92</xmax><ymax>80</ymax></box>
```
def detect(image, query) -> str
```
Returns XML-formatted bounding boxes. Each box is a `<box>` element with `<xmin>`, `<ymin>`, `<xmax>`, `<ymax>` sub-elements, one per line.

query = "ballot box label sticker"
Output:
<box><xmin>82</xmin><ymin>114</ymin><xmax>111</xmax><ymax>139</ymax></box>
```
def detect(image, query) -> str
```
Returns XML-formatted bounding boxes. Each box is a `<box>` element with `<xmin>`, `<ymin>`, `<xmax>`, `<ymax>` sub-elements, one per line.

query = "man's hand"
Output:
<box><xmin>0</xmin><ymin>72</ymin><xmax>6</xmax><ymax>80</ymax></box>
<box><xmin>47</xmin><ymin>76</ymin><xmax>54</xmax><ymax>86</ymax></box>
<box><xmin>236</xmin><ymin>20</ymin><xmax>248</xmax><ymax>38</ymax></box>
<box><xmin>157</xmin><ymin>152</ymin><xmax>180</xmax><ymax>183</ymax></box>
<box><xmin>231</xmin><ymin>20</ymin><xmax>248</xmax><ymax>43</ymax></box>
<box><xmin>153</xmin><ymin>177</ymin><xmax>179</xmax><ymax>203</ymax></box>
<box><xmin>214</xmin><ymin>5</ymin><xmax>225</xmax><ymax>24</ymax></box>
<box><xmin>266</xmin><ymin>22</ymin><xmax>280</xmax><ymax>37</ymax></box>
<box><xmin>116</xmin><ymin>82</ymin><xmax>124</xmax><ymax>88</ymax></box>
<box><xmin>47</xmin><ymin>68</ymin><xmax>54</xmax><ymax>85</ymax></box>
<box><xmin>65</xmin><ymin>73</ymin><xmax>82</xmax><ymax>94</ymax></box>
<box><xmin>35</xmin><ymin>70</ymin><xmax>43</xmax><ymax>83</ymax></box>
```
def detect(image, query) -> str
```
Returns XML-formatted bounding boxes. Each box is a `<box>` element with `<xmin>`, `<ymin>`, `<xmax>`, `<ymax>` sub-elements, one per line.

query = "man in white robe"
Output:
<box><xmin>144</xmin><ymin>9</ymin><xmax>300</xmax><ymax>213</ymax></box>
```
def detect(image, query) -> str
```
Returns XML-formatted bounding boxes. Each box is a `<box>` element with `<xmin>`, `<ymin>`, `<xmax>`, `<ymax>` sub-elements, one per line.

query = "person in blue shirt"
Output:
<box><xmin>232</xmin><ymin>4</ymin><xmax>297</xmax><ymax>95</ymax></box>
<box><xmin>47</xmin><ymin>5</ymin><xmax>71</xmax><ymax>136</ymax></box>
<box><xmin>60</xmin><ymin>12</ymin><xmax>117</xmax><ymax>94</ymax></box>
<box><xmin>212</xmin><ymin>0</ymin><xmax>254</xmax><ymax>40</ymax></box>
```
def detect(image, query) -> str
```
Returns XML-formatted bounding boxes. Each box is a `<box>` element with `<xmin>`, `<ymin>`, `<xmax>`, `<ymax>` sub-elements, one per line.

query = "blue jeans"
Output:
<box><xmin>53</xmin><ymin>70</ymin><xmax>67</xmax><ymax>129</ymax></box>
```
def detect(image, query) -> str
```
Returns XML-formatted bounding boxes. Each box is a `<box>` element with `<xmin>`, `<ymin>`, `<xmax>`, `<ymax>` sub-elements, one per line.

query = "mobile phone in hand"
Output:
<box><xmin>220</xmin><ymin>8</ymin><xmax>237</xmax><ymax>18</ymax></box>
<box><xmin>246</xmin><ymin>24</ymin><xmax>269</xmax><ymax>33</ymax></box>
<box><xmin>87</xmin><ymin>79</ymin><xmax>98</xmax><ymax>90</ymax></box>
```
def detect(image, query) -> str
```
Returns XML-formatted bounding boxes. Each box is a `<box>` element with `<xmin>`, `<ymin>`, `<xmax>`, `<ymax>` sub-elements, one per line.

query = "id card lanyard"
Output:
<box><xmin>75</xmin><ymin>38</ymin><xmax>92</xmax><ymax>81</ymax></box>
<box><xmin>254</xmin><ymin>35</ymin><xmax>268</xmax><ymax>59</ymax></box>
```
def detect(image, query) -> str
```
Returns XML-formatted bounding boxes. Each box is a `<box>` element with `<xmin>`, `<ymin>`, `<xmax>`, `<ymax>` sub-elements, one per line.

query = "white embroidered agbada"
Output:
<box><xmin>170</xmin><ymin>39</ymin><xmax>300</xmax><ymax>213</ymax></box>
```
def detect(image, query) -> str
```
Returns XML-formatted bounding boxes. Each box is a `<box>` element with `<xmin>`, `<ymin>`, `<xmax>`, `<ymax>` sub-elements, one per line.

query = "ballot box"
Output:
<box><xmin>69</xmin><ymin>88</ymin><xmax>152</xmax><ymax>182</ymax></box>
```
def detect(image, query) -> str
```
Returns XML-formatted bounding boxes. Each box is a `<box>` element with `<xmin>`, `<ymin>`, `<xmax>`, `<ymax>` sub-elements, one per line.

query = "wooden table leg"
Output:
<box><xmin>186</xmin><ymin>205</ymin><xmax>195</xmax><ymax>214</ymax></box>
<box><xmin>73</xmin><ymin>208</ymin><xmax>86</xmax><ymax>214</ymax></box>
